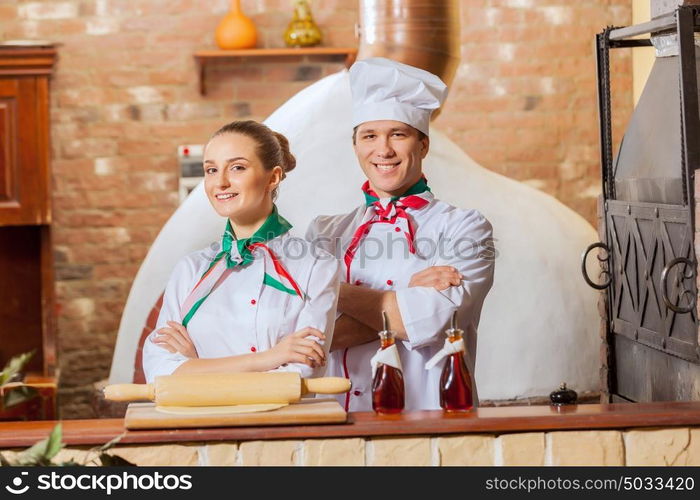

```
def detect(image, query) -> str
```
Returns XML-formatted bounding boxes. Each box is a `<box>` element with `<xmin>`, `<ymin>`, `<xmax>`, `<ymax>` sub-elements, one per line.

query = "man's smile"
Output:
<box><xmin>372</xmin><ymin>160</ymin><xmax>401</xmax><ymax>172</ymax></box>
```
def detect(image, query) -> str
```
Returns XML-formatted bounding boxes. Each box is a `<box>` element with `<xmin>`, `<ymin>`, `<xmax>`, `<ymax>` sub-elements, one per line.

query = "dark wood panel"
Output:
<box><xmin>0</xmin><ymin>77</ymin><xmax>44</xmax><ymax>225</ymax></box>
<box><xmin>0</xmin><ymin>47</ymin><xmax>57</xmax><ymax>76</ymax></box>
<box><xmin>2</xmin><ymin>401</ymin><xmax>700</xmax><ymax>448</ymax></box>
<box><xmin>0</xmin><ymin>99</ymin><xmax>13</xmax><ymax>201</ymax></box>
<box><xmin>40</xmin><ymin>225</ymin><xmax>55</xmax><ymax>375</ymax></box>
<box><xmin>16</xmin><ymin>77</ymin><xmax>39</xmax><ymax>224</ymax></box>
<box><xmin>35</xmin><ymin>75</ymin><xmax>50</xmax><ymax>223</ymax></box>
<box><xmin>0</xmin><ymin>80</ymin><xmax>18</xmax><ymax>205</ymax></box>
<box><xmin>0</xmin><ymin>225</ymin><xmax>43</xmax><ymax>373</ymax></box>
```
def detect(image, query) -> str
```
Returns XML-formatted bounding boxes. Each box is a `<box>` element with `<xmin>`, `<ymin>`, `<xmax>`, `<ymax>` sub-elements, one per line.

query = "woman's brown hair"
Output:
<box><xmin>211</xmin><ymin>120</ymin><xmax>296</xmax><ymax>200</ymax></box>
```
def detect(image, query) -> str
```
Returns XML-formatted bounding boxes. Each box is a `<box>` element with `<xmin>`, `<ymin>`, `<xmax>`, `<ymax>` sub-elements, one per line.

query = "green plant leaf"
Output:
<box><xmin>0</xmin><ymin>422</ymin><xmax>135</xmax><ymax>467</ymax></box>
<box><xmin>88</xmin><ymin>432</ymin><xmax>135</xmax><ymax>466</ymax></box>
<box><xmin>0</xmin><ymin>351</ymin><xmax>35</xmax><ymax>387</ymax></box>
<box><xmin>16</xmin><ymin>423</ymin><xmax>64</xmax><ymax>465</ymax></box>
<box><xmin>98</xmin><ymin>453</ymin><xmax>136</xmax><ymax>466</ymax></box>
<box><xmin>96</xmin><ymin>431</ymin><xmax>127</xmax><ymax>453</ymax></box>
<box><xmin>2</xmin><ymin>386</ymin><xmax>38</xmax><ymax>408</ymax></box>
<box><xmin>43</xmin><ymin>423</ymin><xmax>64</xmax><ymax>460</ymax></box>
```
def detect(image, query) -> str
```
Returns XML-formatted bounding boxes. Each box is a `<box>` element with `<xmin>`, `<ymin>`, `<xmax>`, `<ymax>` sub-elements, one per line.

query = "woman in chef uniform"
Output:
<box><xmin>142</xmin><ymin>120</ymin><xmax>340</xmax><ymax>383</ymax></box>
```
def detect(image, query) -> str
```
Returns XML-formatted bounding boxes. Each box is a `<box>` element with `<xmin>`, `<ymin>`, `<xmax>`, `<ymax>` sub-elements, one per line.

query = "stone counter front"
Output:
<box><xmin>2</xmin><ymin>402</ymin><xmax>700</xmax><ymax>466</ymax></box>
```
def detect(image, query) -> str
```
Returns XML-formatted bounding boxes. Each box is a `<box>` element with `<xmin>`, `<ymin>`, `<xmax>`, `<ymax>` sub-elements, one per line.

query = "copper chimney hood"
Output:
<box><xmin>356</xmin><ymin>0</ymin><xmax>460</xmax><ymax>115</ymax></box>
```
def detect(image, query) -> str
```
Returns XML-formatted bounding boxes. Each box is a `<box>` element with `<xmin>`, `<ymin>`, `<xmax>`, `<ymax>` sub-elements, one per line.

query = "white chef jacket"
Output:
<box><xmin>142</xmin><ymin>232</ymin><xmax>341</xmax><ymax>383</ymax></box>
<box><xmin>306</xmin><ymin>194</ymin><xmax>494</xmax><ymax>411</ymax></box>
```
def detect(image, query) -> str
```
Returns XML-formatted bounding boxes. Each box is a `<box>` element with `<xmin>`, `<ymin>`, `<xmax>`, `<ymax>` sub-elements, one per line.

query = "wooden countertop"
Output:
<box><xmin>2</xmin><ymin>401</ymin><xmax>700</xmax><ymax>448</ymax></box>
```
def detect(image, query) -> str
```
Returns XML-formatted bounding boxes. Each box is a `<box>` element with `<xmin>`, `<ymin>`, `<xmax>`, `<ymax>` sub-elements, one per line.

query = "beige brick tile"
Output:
<box><xmin>239</xmin><ymin>440</ymin><xmax>299</xmax><ymax>466</ymax></box>
<box><xmin>109</xmin><ymin>444</ymin><xmax>199</xmax><ymax>466</ymax></box>
<box><xmin>206</xmin><ymin>443</ymin><xmax>238</xmax><ymax>466</ymax></box>
<box><xmin>438</xmin><ymin>435</ymin><xmax>494</xmax><ymax>466</ymax></box>
<box><xmin>625</xmin><ymin>428</ymin><xmax>698</xmax><ymax>466</ymax></box>
<box><xmin>549</xmin><ymin>431</ymin><xmax>624</xmax><ymax>466</ymax></box>
<box><xmin>304</xmin><ymin>438</ymin><xmax>365</xmax><ymax>466</ymax></box>
<box><xmin>501</xmin><ymin>433</ymin><xmax>545</xmax><ymax>466</ymax></box>
<box><xmin>371</xmin><ymin>437</ymin><xmax>431</xmax><ymax>466</ymax></box>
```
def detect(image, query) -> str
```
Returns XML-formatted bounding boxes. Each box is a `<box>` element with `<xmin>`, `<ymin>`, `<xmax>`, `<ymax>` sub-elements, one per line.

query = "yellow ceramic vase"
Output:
<box><xmin>215</xmin><ymin>0</ymin><xmax>257</xmax><ymax>50</ymax></box>
<box><xmin>284</xmin><ymin>0</ymin><xmax>322</xmax><ymax>47</ymax></box>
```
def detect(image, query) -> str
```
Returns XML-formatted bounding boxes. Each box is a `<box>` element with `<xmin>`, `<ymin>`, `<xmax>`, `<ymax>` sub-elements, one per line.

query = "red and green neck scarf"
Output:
<box><xmin>180</xmin><ymin>206</ymin><xmax>302</xmax><ymax>328</ymax></box>
<box><xmin>344</xmin><ymin>177</ymin><xmax>433</xmax><ymax>282</ymax></box>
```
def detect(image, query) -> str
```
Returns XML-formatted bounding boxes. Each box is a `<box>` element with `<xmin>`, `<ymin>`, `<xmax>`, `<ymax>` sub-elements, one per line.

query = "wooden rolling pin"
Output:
<box><xmin>104</xmin><ymin>372</ymin><xmax>351</xmax><ymax>407</ymax></box>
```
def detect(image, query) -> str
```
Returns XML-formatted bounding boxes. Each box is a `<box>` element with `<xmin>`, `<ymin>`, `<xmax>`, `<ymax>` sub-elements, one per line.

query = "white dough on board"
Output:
<box><xmin>155</xmin><ymin>403</ymin><xmax>287</xmax><ymax>415</ymax></box>
<box><xmin>109</xmin><ymin>71</ymin><xmax>601</xmax><ymax>401</ymax></box>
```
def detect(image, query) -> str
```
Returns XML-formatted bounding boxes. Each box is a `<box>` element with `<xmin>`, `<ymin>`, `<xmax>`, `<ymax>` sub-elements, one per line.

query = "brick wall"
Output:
<box><xmin>0</xmin><ymin>0</ymin><xmax>632</xmax><ymax>418</ymax></box>
<box><xmin>439</xmin><ymin>0</ymin><xmax>633</xmax><ymax>222</ymax></box>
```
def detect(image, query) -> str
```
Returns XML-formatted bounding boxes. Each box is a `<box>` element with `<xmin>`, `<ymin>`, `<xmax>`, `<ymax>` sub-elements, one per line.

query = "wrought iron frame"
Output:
<box><xmin>583</xmin><ymin>6</ymin><xmax>700</xmax><ymax>398</ymax></box>
<box><xmin>605</xmin><ymin>200</ymin><xmax>697</xmax><ymax>361</ymax></box>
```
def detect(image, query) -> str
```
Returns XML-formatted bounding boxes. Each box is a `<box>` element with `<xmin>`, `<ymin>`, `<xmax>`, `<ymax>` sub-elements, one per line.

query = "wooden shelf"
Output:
<box><xmin>194</xmin><ymin>47</ymin><xmax>357</xmax><ymax>95</ymax></box>
<box><xmin>3</xmin><ymin>401</ymin><xmax>700</xmax><ymax>447</ymax></box>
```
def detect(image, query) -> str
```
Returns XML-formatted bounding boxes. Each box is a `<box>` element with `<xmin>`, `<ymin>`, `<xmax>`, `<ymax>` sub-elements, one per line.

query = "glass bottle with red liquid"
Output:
<box><xmin>439</xmin><ymin>311</ymin><xmax>474</xmax><ymax>412</ymax></box>
<box><xmin>371</xmin><ymin>312</ymin><xmax>405</xmax><ymax>414</ymax></box>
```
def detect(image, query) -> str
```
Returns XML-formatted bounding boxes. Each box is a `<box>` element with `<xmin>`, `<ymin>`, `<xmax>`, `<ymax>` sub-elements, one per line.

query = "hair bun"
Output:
<box><xmin>210</xmin><ymin>120</ymin><xmax>296</xmax><ymax>189</ymax></box>
<box><xmin>273</xmin><ymin>131</ymin><xmax>296</xmax><ymax>175</ymax></box>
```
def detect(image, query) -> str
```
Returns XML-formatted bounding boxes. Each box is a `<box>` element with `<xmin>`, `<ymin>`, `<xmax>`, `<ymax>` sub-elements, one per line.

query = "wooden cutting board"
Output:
<box><xmin>124</xmin><ymin>398</ymin><xmax>347</xmax><ymax>430</ymax></box>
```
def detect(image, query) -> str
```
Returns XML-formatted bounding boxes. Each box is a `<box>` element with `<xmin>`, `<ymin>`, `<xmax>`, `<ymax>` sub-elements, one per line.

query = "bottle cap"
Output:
<box><xmin>445</xmin><ymin>310</ymin><xmax>464</xmax><ymax>339</ymax></box>
<box><xmin>378</xmin><ymin>311</ymin><xmax>395</xmax><ymax>341</ymax></box>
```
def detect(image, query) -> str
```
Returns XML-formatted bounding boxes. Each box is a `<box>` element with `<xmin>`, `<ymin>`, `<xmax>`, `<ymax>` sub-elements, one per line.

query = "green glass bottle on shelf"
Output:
<box><xmin>284</xmin><ymin>0</ymin><xmax>322</xmax><ymax>48</ymax></box>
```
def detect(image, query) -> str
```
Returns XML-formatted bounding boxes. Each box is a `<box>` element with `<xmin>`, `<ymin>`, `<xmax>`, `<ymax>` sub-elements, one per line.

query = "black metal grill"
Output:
<box><xmin>584</xmin><ymin>5</ymin><xmax>700</xmax><ymax>402</ymax></box>
<box><xmin>606</xmin><ymin>200</ymin><xmax>698</xmax><ymax>362</ymax></box>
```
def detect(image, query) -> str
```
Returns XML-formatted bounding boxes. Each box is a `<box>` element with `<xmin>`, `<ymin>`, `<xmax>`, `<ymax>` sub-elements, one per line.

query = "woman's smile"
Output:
<box><xmin>215</xmin><ymin>192</ymin><xmax>239</xmax><ymax>201</ymax></box>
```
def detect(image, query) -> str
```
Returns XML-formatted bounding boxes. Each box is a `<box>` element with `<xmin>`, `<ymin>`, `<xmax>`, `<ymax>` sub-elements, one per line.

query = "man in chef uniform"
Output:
<box><xmin>306</xmin><ymin>57</ymin><xmax>495</xmax><ymax>411</ymax></box>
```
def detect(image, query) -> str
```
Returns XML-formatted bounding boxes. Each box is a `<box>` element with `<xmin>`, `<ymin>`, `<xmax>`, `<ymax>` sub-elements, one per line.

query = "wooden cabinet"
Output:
<box><xmin>0</xmin><ymin>46</ymin><xmax>57</xmax><ymax>380</ymax></box>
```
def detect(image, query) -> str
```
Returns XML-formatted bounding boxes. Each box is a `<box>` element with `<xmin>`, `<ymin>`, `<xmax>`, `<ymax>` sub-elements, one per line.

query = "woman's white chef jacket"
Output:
<box><xmin>143</xmin><ymin>232</ymin><xmax>341</xmax><ymax>383</ymax></box>
<box><xmin>306</xmin><ymin>195</ymin><xmax>495</xmax><ymax>411</ymax></box>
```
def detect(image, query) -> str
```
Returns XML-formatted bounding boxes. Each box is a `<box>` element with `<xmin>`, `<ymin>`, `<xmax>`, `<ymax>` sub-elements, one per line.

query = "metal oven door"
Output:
<box><xmin>585</xmin><ymin>6</ymin><xmax>700</xmax><ymax>402</ymax></box>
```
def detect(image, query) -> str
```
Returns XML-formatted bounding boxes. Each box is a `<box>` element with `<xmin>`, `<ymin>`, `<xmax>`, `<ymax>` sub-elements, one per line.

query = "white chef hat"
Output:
<box><xmin>349</xmin><ymin>57</ymin><xmax>448</xmax><ymax>136</ymax></box>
